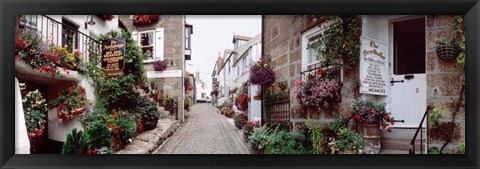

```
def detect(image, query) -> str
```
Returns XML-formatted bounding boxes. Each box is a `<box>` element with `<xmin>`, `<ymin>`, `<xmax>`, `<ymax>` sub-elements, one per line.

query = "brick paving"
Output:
<box><xmin>155</xmin><ymin>103</ymin><xmax>252</xmax><ymax>154</ymax></box>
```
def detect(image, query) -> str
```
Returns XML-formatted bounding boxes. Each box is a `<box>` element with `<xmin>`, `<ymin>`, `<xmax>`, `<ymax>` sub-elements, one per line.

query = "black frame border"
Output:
<box><xmin>1</xmin><ymin>0</ymin><xmax>479</xmax><ymax>169</ymax></box>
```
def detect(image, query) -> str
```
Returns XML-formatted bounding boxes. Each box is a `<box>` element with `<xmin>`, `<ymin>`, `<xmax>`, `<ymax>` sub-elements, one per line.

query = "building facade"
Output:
<box><xmin>262</xmin><ymin>15</ymin><xmax>465</xmax><ymax>154</ymax></box>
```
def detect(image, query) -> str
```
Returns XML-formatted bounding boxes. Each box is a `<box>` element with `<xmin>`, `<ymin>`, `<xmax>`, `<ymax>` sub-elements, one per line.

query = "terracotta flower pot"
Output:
<box><xmin>362</xmin><ymin>122</ymin><xmax>382</xmax><ymax>139</ymax></box>
<box><xmin>253</xmin><ymin>95</ymin><xmax>262</xmax><ymax>100</ymax></box>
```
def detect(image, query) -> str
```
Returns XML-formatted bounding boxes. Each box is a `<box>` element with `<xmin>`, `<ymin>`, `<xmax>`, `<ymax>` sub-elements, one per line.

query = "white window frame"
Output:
<box><xmin>138</xmin><ymin>30</ymin><xmax>156</xmax><ymax>62</ymax></box>
<box><xmin>301</xmin><ymin>22</ymin><xmax>343</xmax><ymax>82</ymax></box>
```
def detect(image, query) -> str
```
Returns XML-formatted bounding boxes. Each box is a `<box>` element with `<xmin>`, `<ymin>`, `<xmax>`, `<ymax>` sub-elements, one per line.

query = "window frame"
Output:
<box><xmin>138</xmin><ymin>30</ymin><xmax>156</xmax><ymax>62</ymax></box>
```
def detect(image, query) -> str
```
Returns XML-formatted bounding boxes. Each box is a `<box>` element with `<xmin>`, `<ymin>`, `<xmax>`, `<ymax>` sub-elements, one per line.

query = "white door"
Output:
<box><xmin>389</xmin><ymin>17</ymin><xmax>427</xmax><ymax>128</ymax></box>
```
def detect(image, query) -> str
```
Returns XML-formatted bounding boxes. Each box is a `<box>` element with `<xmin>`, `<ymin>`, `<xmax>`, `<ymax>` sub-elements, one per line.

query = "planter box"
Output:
<box><xmin>48</xmin><ymin>108</ymin><xmax>84</xmax><ymax>142</ymax></box>
<box><xmin>16</xmin><ymin>61</ymin><xmax>81</xmax><ymax>85</ymax></box>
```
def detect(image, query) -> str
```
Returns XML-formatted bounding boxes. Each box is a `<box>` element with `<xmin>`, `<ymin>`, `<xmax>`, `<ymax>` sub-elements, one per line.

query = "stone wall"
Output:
<box><xmin>425</xmin><ymin>15</ymin><xmax>465</xmax><ymax>153</ymax></box>
<box><xmin>120</xmin><ymin>15</ymin><xmax>185</xmax><ymax>121</ymax></box>
<box><xmin>262</xmin><ymin>15</ymin><xmax>360</xmax><ymax>130</ymax></box>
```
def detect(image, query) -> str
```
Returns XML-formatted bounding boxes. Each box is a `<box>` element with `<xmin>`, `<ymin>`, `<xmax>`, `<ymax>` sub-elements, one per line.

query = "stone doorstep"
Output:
<box><xmin>381</xmin><ymin>138</ymin><xmax>426</xmax><ymax>152</ymax></box>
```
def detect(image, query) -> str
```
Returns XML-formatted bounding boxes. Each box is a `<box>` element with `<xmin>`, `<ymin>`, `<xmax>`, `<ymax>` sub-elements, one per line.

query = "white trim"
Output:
<box><xmin>138</xmin><ymin>30</ymin><xmax>157</xmax><ymax>63</ymax></box>
<box><xmin>301</xmin><ymin>25</ymin><xmax>323</xmax><ymax>71</ymax></box>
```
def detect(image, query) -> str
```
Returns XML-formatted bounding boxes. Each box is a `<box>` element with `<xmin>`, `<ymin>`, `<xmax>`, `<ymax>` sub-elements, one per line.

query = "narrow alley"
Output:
<box><xmin>155</xmin><ymin>103</ymin><xmax>251</xmax><ymax>154</ymax></box>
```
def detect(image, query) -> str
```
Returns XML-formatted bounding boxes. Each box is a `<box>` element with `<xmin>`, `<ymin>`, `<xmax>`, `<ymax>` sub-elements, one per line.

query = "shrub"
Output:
<box><xmin>428</xmin><ymin>107</ymin><xmax>445</xmax><ymax>129</ymax></box>
<box><xmin>61</xmin><ymin>129</ymin><xmax>85</xmax><ymax>154</ymax></box>
<box><xmin>248</xmin><ymin>125</ymin><xmax>273</xmax><ymax>152</ymax></box>
<box><xmin>328</xmin><ymin>128</ymin><xmax>365</xmax><ymax>154</ymax></box>
<box><xmin>262</xmin><ymin>129</ymin><xmax>310</xmax><ymax>154</ymax></box>
<box><xmin>106</xmin><ymin>112</ymin><xmax>135</xmax><ymax>145</ymax></box>
<box><xmin>244</xmin><ymin>120</ymin><xmax>260</xmax><ymax>136</ymax></box>
<box><xmin>131</xmin><ymin>97</ymin><xmax>160</xmax><ymax>130</ymax></box>
<box><xmin>306</xmin><ymin>119</ymin><xmax>328</xmax><ymax>154</ymax></box>
<box><xmin>83</xmin><ymin>121</ymin><xmax>113</xmax><ymax>154</ymax></box>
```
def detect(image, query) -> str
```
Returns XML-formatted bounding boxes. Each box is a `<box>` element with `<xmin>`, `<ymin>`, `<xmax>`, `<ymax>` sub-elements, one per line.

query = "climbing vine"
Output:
<box><xmin>309</xmin><ymin>15</ymin><xmax>363</xmax><ymax>70</ymax></box>
<box><xmin>454</xmin><ymin>16</ymin><xmax>465</xmax><ymax>67</ymax></box>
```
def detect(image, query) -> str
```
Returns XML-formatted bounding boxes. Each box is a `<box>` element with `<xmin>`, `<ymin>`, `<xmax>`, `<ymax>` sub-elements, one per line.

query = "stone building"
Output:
<box><xmin>119</xmin><ymin>15</ymin><xmax>193</xmax><ymax>122</ymax></box>
<box><xmin>262</xmin><ymin>15</ymin><xmax>465</xmax><ymax>154</ymax></box>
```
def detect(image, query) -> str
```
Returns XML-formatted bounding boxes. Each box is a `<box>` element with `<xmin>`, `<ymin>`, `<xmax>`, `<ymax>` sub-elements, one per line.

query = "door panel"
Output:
<box><xmin>389</xmin><ymin>17</ymin><xmax>426</xmax><ymax>128</ymax></box>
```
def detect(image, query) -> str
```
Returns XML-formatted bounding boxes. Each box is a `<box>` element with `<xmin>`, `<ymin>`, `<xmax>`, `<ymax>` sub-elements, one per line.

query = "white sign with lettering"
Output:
<box><xmin>360</xmin><ymin>37</ymin><xmax>388</xmax><ymax>95</ymax></box>
<box><xmin>147</xmin><ymin>70</ymin><xmax>182</xmax><ymax>78</ymax></box>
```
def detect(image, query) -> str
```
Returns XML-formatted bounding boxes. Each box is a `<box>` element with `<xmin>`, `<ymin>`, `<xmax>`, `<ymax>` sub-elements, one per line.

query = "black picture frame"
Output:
<box><xmin>1</xmin><ymin>0</ymin><xmax>479</xmax><ymax>169</ymax></box>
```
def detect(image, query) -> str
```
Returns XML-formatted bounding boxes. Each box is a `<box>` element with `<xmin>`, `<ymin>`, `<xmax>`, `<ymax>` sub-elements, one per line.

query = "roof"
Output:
<box><xmin>232</xmin><ymin>35</ymin><xmax>252</xmax><ymax>43</ymax></box>
<box><xmin>217</xmin><ymin>33</ymin><xmax>261</xmax><ymax>74</ymax></box>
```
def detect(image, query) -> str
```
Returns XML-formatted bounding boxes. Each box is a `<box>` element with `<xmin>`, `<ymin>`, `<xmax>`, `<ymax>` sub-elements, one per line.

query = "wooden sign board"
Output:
<box><xmin>360</xmin><ymin>37</ymin><xmax>388</xmax><ymax>96</ymax></box>
<box><xmin>102</xmin><ymin>37</ymin><xmax>126</xmax><ymax>77</ymax></box>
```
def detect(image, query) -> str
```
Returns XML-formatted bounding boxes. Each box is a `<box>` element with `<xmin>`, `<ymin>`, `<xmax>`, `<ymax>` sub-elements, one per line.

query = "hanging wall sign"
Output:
<box><xmin>102</xmin><ymin>37</ymin><xmax>126</xmax><ymax>77</ymax></box>
<box><xmin>360</xmin><ymin>37</ymin><xmax>388</xmax><ymax>95</ymax></box>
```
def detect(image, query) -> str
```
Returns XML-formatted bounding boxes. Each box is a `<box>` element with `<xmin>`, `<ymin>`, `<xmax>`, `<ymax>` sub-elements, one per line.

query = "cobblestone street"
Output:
<box><xmin>154</xmin><ymin>103</ymin><xmax>252</xmax><ymax>154</ymax></box>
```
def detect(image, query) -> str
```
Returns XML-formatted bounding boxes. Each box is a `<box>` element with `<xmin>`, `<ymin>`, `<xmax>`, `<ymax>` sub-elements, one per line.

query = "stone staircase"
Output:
<box><xmin>135</xmin><ymin>87</ymin><xmax>175</xmax><ymax>120</ymax></box>
<box><xmin>379</xmin><ymin>127</ymin><xmax>427</xmax><ymax>154</ymax></box>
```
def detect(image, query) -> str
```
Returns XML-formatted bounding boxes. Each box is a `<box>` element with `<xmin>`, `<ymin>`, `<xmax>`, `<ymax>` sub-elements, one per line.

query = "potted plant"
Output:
<box><xmin>20</xmin><ymin>86</ymin><xmax>48</xmax><ymax>153</ymax></box>
<box><xmin>50</xmin><ymin>84</ymin><xmax>88</xmax><ymax>121</ymax></box>
<box><xmin>248</xmin><ymin>125</ymin><xmax>273</xmax><ymax>154</ymax></box>
<box><xmin>249</xmin><ymin>59</ymin><xmax>275</xmax><ymax>88</ymax></box>
<box><xmin>243</xmin><ymin>120</ymin><xmax>260</xmax><ymax>142</ymax></box>
<box><xmin>328</xmin><ymin>128</ymin><xmax>365</xmax><ymax>154</ymax></box>
<box><xmin>351</xmin><ymin>100</ymin><xmax>395</xmax><ymax>140</ymax></box>
<box><xmin>435</xmin><ymin>40</ymin><xmax>460</xmax><ymax>60</ymax></box>
<box><xmin>233</xmin><ymin>113</ymin><xmax>248</xmax><ymax>129</ymax></box>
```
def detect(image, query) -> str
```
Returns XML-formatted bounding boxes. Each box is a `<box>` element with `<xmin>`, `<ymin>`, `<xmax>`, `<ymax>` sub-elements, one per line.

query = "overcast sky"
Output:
<box><xmin>185</xmin><ymin>15</ymin><xmax>261</xmax><ymax>95</ymax></box>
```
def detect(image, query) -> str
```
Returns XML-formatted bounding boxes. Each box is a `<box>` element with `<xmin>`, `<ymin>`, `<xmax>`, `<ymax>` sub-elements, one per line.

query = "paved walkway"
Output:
<box><xmin>154</xmin><ymin>103</ymin><xmax>251</xmax><ymax>154</ymax></box>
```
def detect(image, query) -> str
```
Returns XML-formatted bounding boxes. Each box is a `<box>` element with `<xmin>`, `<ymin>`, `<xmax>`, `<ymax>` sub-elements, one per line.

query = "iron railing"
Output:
<box><xmin>18</xmin><ymin>15</ymin><xmax>102</xmax><ymax>67</ymax></box>
<box><xmin>409</xmin><ymin>106</ymin><xmax>432</xmax><ymax>154</ymax></box>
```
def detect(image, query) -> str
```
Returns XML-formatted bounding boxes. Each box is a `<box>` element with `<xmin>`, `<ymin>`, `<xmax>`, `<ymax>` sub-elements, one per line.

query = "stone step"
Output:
<box><xmin>381</xmin><ymin>138</ymin><xmax>426</xmax><ymax>152</ymax></box>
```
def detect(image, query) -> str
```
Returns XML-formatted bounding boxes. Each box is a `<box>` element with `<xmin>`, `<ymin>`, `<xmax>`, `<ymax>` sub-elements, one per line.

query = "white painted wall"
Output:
<box><xmin>15</xmin><ymin>78</ymin><xmax>30</xmax><ymax>154</ymax></box>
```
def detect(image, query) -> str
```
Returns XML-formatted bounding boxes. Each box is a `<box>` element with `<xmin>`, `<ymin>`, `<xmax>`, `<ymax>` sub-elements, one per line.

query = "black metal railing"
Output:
<box><xmin>409</xmin><ymin>106</ymin><xmax>432</xmax><ymax>154</ymax></box>
<box><xmin>18</xmin><ymin>15</ymin><xmax>102</xmax><ymax>67</ymax></box>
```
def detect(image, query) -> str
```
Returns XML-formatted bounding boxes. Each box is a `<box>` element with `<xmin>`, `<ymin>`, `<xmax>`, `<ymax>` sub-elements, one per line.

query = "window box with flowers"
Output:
<box><xmin>132</xmin><ymin>15</ymin><xmax>160</xmax><ymax>26</ymax></box>
<box><xmin>293</xmin><ymin>72</ymin><xmax>342</xmax><ymax>112</ymax></box>
<box><xmin>50</xmin><ymin>84</ymin><xmax>88</xmax><ymax>121</ymax></box>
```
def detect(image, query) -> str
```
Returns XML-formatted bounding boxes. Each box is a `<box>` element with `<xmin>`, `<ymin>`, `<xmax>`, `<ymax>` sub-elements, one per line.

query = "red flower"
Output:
<box><xmin>353</xmin><ymin>115</ymin><xmax>361</xmax><ymax>121</ymax></box>
<box><xmin>387</xmin><ymin>128</ymin><xmax>392</xmax><ymax>132</ymax></box>
<box><xmin>316</xmin><ymin>68</ymin><xmax>325</xmax><ymax>76</ymax></box>
<box><xmin>390</xmin><ymin>120</ymin><xmax>395</xmax><ymax>125</ymax></box>
<box><xmin>113</xmin><ymin>112</ymin><xmax>118</xmax><ymax>120</ymax></box>
<box><xmin>369</xmin><ymin>108</ymin><xmax>375</xmax><ymax>114</ymax></box>
<box><xmin>381</xmin><ymin>123</ymin><xmax>388</xmax><ymax>129</ymax></box>
<box><xmin>15</xmin><ymin>36</ymin><xmax>26</xmax><ymax>49</ymax></box>
<box><xmin>383</xmin><ymin>114</ymin><xmax>390</xmax><ymax>120</ymax></box>
<box><xmin>79</xmin><ymin>87</ymin><xmax>85</xmax><ymax>94</ymax></box>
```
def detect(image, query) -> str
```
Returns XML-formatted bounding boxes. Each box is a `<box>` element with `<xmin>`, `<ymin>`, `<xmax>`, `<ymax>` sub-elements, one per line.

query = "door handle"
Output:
<box><xmin>390</xmin><ymin>78</ymin><xmax>404</xmax><ymax>86</ymax></box>
<box><xmin>404</xmin><ymin>74</ymin><xmax>415</xmax><ymax>80</ymax></box>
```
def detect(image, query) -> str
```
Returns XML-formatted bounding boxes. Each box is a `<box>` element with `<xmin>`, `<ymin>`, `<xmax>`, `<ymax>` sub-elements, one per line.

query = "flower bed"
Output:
<box><xmin>233</xmin><ymin>113</ymin><xmax>248</xmax><ymax>129</ymax></box>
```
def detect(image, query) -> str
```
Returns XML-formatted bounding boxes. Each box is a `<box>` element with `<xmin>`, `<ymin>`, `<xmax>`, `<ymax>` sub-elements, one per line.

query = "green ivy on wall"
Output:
<box><xmin>309</xmin><ymin>15</ymin><xmax>363</xmax><ymax>70</ymax></box>
<box><xmin>454</xmin><ymin>16</ymin><xmax>465</xmax><ymax>67</ymax></box>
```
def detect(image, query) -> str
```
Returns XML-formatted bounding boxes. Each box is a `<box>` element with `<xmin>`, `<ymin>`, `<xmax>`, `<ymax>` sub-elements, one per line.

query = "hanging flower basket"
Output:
<box><xmin>132</xmin><ymin>15</ymin><xmax>160</xmax><ymax>26</ymax></box>
<box><xmin>436</xmin><ymin>44</ymin><xmax>459</xmax><ymax>60</ymax></box>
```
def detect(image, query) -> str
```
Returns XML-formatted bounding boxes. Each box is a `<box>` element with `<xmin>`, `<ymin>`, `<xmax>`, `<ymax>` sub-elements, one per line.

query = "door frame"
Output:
<box><xmin>387</xmin><ymin>15</ymin><xmax>427</xmax><ymax>128</ymax></box>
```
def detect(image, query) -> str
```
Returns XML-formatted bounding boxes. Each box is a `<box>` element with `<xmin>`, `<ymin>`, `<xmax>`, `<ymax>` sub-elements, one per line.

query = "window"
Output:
<box><xmin>202</xmin><ymin>93</ymin><xmax>206</xmax><ymax>98</ymax></box>
<box><xmin>301</xmin><ymin>25</ymin><xmax>325</xmax><ymax>71</ymax></box>
<box><xmin>185</xmin><ymin>26</ymin><xmax>192</xmax><ymax>49</ymax></box>
<box><xmin>139</xmin><ymin>30</ymin><xmax>155</xmax><ymax>61</ymax></box>
<box><xmin>228</xmin><ymin>61</ymin><xmax>231</xmax><ymax>74</ymax></box>
<box><xmin>133</xmin><ymin>28</ymin><xmax>164</xmax><ymax>62</ymax></box>
<box><xmin>62</xmin><ymin>18</ymin><xmax>79</xmax><ymax>53</ymax></box>
<box><xmin>19</xmin><ymin>15</ymin><xmax>38</xmax><ymax>30</ymax></box>
<box><xmin>237</xmin><ymin>65</ymin><xmax>240</xmax><ymax>77</ymax></box>
<box><xmin>242</xmin><ymin>51</ymin><xmax>249</xmax><ymax>73</ymax></box>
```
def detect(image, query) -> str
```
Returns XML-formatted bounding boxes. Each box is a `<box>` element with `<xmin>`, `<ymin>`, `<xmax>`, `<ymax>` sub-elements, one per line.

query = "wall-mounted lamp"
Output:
<box><xmin>170</xmin><ymin>60</ymin><xmax>176</xmax><ymax>66</ymax></box>
<box><xmin>85</xmin><ymin>15</ymin><xmax>96</xmax><ymax>29</ymax></box>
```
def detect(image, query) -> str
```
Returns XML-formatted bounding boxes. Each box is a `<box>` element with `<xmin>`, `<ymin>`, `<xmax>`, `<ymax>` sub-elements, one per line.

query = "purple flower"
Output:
<box><xmin>153</xmin><ymin>60</ymin><xmax>168</xmax><ymax>71</ymax></box>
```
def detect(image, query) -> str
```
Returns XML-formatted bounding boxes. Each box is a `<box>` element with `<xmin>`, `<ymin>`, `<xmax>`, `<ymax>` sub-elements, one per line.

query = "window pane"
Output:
<box><xmin>140</xmin><ymin>32</ymin><xmax>154</xmax><ymax>46</ymax></box>
<box><xmin>308</xmin><ymin>47</ymin><xmax>318</xmax><ymax>64</ymax></box>
<box><xmin>142</xmin><ymin>47</ymin><xmax>154</xmax><ymax>60</ymax></box>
